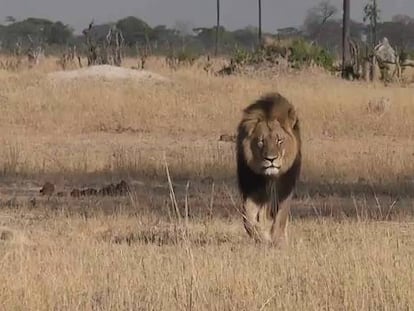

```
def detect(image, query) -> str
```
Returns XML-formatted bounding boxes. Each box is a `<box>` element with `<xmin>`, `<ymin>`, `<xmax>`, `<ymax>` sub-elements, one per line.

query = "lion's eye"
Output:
<box><xmin>277</xmin><ymin>138</ymin><xmax>284</xmax><ymax>145</ymax></box>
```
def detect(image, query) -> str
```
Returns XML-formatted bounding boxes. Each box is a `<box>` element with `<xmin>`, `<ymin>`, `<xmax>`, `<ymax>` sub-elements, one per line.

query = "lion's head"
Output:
<box><xmin>236</xmin><ymin>92</ymin><xmax>301</xmax><ymax>245</ymax></box>
<box><xmin>237</xmin><ymin>92</ymin><xmax>300</xmax><ymax>181</ymax></box>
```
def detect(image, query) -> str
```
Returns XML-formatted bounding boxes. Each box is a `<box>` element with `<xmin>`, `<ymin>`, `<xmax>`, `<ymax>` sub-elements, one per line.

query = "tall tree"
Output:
<box><xmin>116</xmin><ymin>16</ymin><xmax>151</xmax><ymax>46</ymax></box>
<box><xmin>363</xmin><ymin>0</ymin><xmax>380</xmax><ymax>48</ymax></box>
<box><xmin>342</xmin><ymin>0</ymin><xmax>351</xmax><ymax>78</ymax></box>
<box><xmin>303</xmin><ymin>0</ymin><xmax>338</xmax><ymax>42</ymax></box>
<box><xmin>215</xmin><ymin>0</ymin><xmax>220</xmax><ymax>55</ymax></box>
<box><xmin>258</xmin><ymin>0</ymin><xmax>262</xmax><ymax>45</ymax></box>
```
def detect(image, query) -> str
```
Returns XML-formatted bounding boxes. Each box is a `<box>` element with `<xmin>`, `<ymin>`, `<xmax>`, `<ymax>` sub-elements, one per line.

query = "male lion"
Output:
<box><xmin>236</xmin><ymin>92</ymin><xmax>301</xmax><ymax>247</ymax></box>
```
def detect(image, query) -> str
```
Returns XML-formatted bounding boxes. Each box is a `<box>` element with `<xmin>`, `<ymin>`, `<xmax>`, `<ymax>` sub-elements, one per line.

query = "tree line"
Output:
<box><xmin>1</xmin><ymin>2</ymin><xmax>414</xmax><ymax>58</ymax></box>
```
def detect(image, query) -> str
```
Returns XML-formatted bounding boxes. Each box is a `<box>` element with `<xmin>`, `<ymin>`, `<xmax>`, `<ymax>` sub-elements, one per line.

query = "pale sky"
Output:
<box><xmin>0</xmin><ymin>0</ymin><xmax>413</xmax><ymax>34</ymax></box>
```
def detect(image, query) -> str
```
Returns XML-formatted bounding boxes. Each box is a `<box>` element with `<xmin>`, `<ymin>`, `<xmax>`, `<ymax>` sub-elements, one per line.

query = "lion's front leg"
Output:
<box><xmin>270</xmin><ymin>194</ymin><xmax>292</xmax><ymax>248</ymax></box>
<box><xmin>242</xmin><ymin>198</ymin><xmax>261</xmax><ymax>241</ymax></box>
<box><xmin>243</xmin><ymin>199</ymin><xmax>273</xmax><ymax>243</ymax></box>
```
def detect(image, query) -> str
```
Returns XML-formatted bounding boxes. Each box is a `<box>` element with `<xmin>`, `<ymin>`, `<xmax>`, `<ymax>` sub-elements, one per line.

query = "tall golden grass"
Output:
<box><xmin>0</xmin><ymin>56</ymin><xmax>413</xmax><ymax>310</ymax></box>
<box><xmin>1</xmin><ymin>56</ymin><xmax>413</xmax><ymax>183</ymax></box>
<box><xmin>1</xmin><ymin>213</ymin><xmax>413</xmax><ymax>310</ymax></box>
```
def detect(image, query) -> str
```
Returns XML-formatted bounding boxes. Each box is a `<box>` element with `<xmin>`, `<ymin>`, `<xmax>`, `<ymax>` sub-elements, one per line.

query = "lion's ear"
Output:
<box><xmin>287</xmin><ymin>107</ymin><xmax>298</xmax><ymax>129</ymax></box>
<box><xmin>241</xmin><ymin>118</ymin><xmax>258</xmax><ymax>137</ymax></box>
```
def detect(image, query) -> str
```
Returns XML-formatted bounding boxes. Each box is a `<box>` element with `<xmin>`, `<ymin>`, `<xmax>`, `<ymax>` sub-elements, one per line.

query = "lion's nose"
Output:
<box><xmin>264</xmin><ymin>155</ymin><xmax>278</xmax><ymax>162</ymax></box>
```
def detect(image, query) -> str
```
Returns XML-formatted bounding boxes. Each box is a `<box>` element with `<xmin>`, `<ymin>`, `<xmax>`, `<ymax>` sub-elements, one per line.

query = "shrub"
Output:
<box><xmin>229</xmin><ymin>38</ymin><xmax>334</xmax><ymax>71</ymax></box>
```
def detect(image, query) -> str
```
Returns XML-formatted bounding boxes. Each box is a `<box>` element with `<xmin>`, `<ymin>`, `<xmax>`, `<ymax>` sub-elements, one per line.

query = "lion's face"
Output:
<box><xmin>250</xmin><ymin>121</ymin><xmax>287</xmax><ymax>176</ymax></box>
<box><xmin>241</xmin><ymin>118</ymin><xmax>298</xmax><ymax>178</ymax></box>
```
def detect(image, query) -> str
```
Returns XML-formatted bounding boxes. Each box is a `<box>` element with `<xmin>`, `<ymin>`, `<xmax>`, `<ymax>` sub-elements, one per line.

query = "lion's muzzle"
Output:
<box><xmin>262</xmin><ymin>155</ymin><xmax>282</xmax><ymax>176</ymax></box>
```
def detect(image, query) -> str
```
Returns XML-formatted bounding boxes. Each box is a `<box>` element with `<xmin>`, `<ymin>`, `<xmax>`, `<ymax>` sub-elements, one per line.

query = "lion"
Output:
<box><xmin>236</xmin><ymin>92</ymin><xmax>301</xmax><ymax>247</ymax></box>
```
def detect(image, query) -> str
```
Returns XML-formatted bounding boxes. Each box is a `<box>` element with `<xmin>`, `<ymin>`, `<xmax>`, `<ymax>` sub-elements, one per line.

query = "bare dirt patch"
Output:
<box><xmin>47</xmin><ymin>64</ymin><xmax>169</xmax><ymax>83</ymax></box>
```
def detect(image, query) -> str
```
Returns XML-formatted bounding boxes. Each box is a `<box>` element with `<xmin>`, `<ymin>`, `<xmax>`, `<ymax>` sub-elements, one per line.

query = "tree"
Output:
<box><xmin>277</xmin><ymin>27</ymin><xmax>302</xmax><ymax>38</ymax></box>
<box><xmin>152</xmin><ymin>25</ymin><xmax>180</xmax><ymax>49</ymax></box>
<box><xmin>391</xmin><ymin>14</ymin><xmax>413</xmax><ymax>25</ymax></box>
<box><xmin>2</xmin><ymin>18</ymin><xmax>74</xmax><ymax>48</ymax></box>
<box><xmin>116</xmin><ymin>16</ymin><xmax>151</xmax><ymax>46</ymax></box>
<box><xmin>174</xmin><ymin>20</ymin><xmax>194</xmax><ymax>37</ymax></box>
<box><xmin>215</xmin><ymin>0</ymin><xmax>220</xmax><ymax>55</ymax></box>
<box><xmin>258</xmin><ymin>0</ymin><xmax>262</xmax><ymax>44</ymax></box>
<box><xmin>342</xmin><ymin>0</ymin><xmax>351</xmax><ymax>78</ymax></box>
<box><xmin>48</xmin><ymin>22</ymin><xmax>74</xmax><ymax>45</ymax></box>
<box><xmin>303</xmin><ymin>1</ymin><xmax>338</xmax><ymax>42</ymax></box>
<box><xmin>363</xmin><ymin>0</ymin><xmax>380</xmax><ymax>48</ymax></box>
<box><xmin>232</xmin><ymin>27</ymin><xmax>257</xmax><ymax>50</ymax></box>
<box><xmin>5</xmin><ymin>16</ymin><xmax>16</xmax><ymax>24</ymax></box>
<box><xmin>193</xmin><ymin>26</ymin><xmax>225</xmax><ymax>51</ymax></box>
<box><xmin>174</xmin><ymin>20</ymin><xmax>195</xmax><ymax>50</ymax></box>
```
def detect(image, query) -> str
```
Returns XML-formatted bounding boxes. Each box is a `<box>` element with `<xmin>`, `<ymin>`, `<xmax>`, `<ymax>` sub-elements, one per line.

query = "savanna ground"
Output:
<box><xmin>0</xmin><ymin>56</ymin><xmax>414</xmax><ymax>310</ymax></box>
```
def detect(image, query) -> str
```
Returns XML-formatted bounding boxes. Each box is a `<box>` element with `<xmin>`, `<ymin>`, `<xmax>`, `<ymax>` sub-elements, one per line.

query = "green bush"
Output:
<box><xmin>289</xmin><ymin>38</ymin><xmax>334</xmax><ymax>70</ymax></box>
<box><xmin>232</xmin><ymin>46</ymin><xmax>253</xmax><ymax>65</ymax></box>
<box><xmin>230</xmin><ymin>38</ymin><xmax>334</xmax><ymax>71</ymax></box>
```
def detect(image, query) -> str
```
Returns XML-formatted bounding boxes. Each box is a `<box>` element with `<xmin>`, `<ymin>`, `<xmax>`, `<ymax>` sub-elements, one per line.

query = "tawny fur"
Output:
<box><xmin>236</xmin><ymin>92</ymin><xmax>301</xmax><ymax>246</ymax></box>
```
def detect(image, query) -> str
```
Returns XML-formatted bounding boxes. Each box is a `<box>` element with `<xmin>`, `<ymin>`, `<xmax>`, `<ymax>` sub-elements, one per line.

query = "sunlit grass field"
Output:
<box><xmin>0</xmin><ymin>56</ymin><xmax>413</xmax><ymax>310</ymax></box>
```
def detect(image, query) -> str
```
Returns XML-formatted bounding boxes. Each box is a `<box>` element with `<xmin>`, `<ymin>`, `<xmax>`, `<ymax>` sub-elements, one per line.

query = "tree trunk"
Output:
<box><xmin>258</xmin><ymin>0</ymin><xmax>262</xmax><ymax>46</ymax></box>
<box><xmin>363</xmin><ymin>59</ymin><xmax>370</xmax><ymax>81</ymax></box>
<box><xmin>373</xmin><ymin>0</ymin><xmax>377</xmax><ymax>46</ymax></box>
<box><xmin>342</xmin><ymin>0</ymin><xmax>351</xmax><ymax>79</ymax></box>
<box><xmin>215</xmin><ymin>0</ymin><xmax>220</xmax><ymax>56</ymax></box>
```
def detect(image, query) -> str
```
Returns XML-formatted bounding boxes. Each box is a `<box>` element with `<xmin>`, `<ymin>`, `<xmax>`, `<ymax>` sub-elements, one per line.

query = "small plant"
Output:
<box><xmin>289</xmin><ymin>38</ymin><xmax>334</xmax><ymax>70</ymax></box>
<box><xmin>232</xmin><ymin>47</ymin><xmax>252</xmax><ymax>65</ymax></box>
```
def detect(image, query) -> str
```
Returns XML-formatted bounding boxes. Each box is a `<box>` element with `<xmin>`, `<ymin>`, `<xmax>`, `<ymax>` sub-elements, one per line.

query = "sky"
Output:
<box><xmin>0</xmin><ymin>0</ymin><xmax>413</xmax><ymax>34</ymax></box>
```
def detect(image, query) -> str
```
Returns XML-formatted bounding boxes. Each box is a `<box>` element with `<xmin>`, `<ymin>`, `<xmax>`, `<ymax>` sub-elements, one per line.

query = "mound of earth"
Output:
<box><xmin>47</xmin><ymin>65</ymin><xmax>169</xmax><ymax>83</ymax></box>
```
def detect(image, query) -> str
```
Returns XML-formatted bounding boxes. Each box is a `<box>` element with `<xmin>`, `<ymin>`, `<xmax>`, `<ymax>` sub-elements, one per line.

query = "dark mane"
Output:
<box><xmin>243</xmin><ymin>93</ymin><xmax>289</xmax><ymax>121</ymax></box>
<box><xmin>236</xmin><ymin>92</ymin><xmax>301</xmax><ymax>217</ymax></box>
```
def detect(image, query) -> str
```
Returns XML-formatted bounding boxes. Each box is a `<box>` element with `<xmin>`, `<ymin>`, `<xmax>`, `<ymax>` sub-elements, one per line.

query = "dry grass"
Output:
<box><xmin>0</xmin><ymin>56</ymin><xmax>413</xmax><ymax>184</ymax></box>
<box><xmin>0</xmin><ymin>56</ymin><xmax>413</xmax><ymax>310</ymax></box>
<box><xmin>0</xmin><ymin>208</ymin><xmax>413</xmax><ymax>310</ymax></box>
